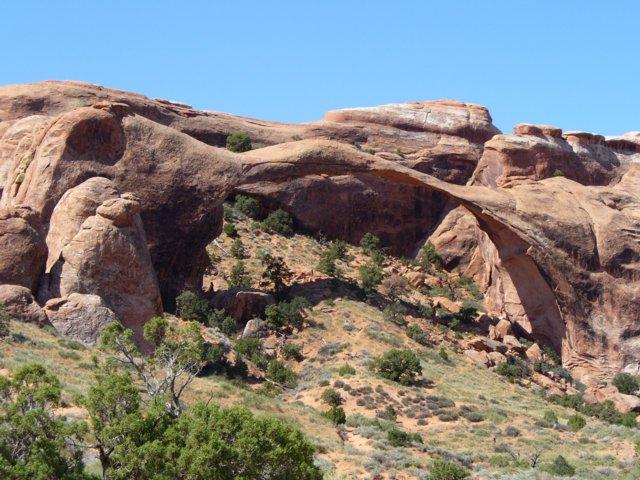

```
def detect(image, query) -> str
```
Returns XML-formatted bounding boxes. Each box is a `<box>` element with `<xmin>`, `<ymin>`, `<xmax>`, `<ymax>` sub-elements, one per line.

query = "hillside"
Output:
<box><xmin>2</xmin><ymin>201</ymin><xmax>639</xmax><ymax>479</ymax></box>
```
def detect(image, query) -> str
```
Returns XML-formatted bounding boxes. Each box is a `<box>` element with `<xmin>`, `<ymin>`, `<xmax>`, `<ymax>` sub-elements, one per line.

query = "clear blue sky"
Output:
<box><xmin>1</xmin><ymin>1</ymin><xmax>639</xmax><ymax>135</ymax></box>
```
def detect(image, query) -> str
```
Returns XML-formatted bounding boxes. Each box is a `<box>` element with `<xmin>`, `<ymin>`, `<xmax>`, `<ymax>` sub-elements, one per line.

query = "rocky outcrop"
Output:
<box><xmin>0</xmin><ymin>284</ymin><xmax>48</xmax><ymax>324</ymax></box>
<box><xmin>0</xmin><ymin>81</ymin><xmax>638</xmax><ymax>386</ymax></box>
<box><xmin>44</xmin><ymin>293</ymin><xmax>119</xmax><ymax>343</ymax></box>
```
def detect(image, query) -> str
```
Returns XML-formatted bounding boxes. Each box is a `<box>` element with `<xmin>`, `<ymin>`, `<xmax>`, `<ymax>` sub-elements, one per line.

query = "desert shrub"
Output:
<box><xmin>317</xmin><ymin>249</ymin><xmax>338</xmax><ymax>276</ymax></box>
<box><xmin>58</xmin><ymin>350</ymin><xmax>81</xmax><ymax>360</ymax></box>
<box><xmin>265</xmin><ymin>297</ymin><xmax>308</xmax><ymax>330</ymax></box>
<box><xmin>504</xmin><ymin>426</ymin><xmax>520</xmax><ymax>437</ymax></box>
<box><xmin>233</xmin><ymin>195</ymin><xmax>261</xmax><ymax>218</ymax></box>
<box><xmin>234</xmin><ymin>338</ymin><xmax>268</xmax><ymax>370</ymax></box>
<box><xmin>176</xmin><ymin>290</ymin><xmax>211</xmax><ymax>323</ymax></box>
<box><xmin>543</xmin><ymin>345</ymin><xmax>562</xmax><ymax>365</ymax></box>
<box><xmin>260</xmin><ymin>209</ymin><xmax>293</xmax><ymax>235</ymax></box>
<box><xmin>428</xmin><ymin>459</ymin><xmax>470</xmax><ymax>480</ymax></box>
<box><xmin>282</xmin><ymin>342</ymin><xmax>302</xmax><ymax>361</ymax></box>
<box><xmin>338</xmin><ymin>363</ymin><xmax>356</xmax><ymax>376</ymax></box>
<box><xmin>0</xmin><ymin>303</ymin><xmax>10</xmax><ymax>338</ymax></box>
<box><xmin>495</xmin><ymin>357</ymin><xmax>529</xmax><ymax>382</ymax></box>
<box><xmin>437</xmin><ymin>411</ymin><xmax>459</xmax><ymax>422</ymax></box>
<box><xmin>230</xmin><ymin>238</ymin><xmax>247</xmax><ymax>259</ymax></box>
<box><xmin>546</xmin><ymin>455</ymin><xmax>575</xmax><ymax>476</ymax></box>
<box><xmin>383</xmin><ymin>301</ymin><xmax>407</xmax><ymax>326</ymax></box>
<box><xmin>580</xmin><ymin>400</ymin><xmax>636</xmax><ymax>426</ymax></box>
<box><xmin>321</xmin><ymin>388</ymin><xmax>342</xmax><ymax>407</ymax></box>
<box><xmin>387</xmin><ymin>427</ymin><xmax>421</xmax><ymax>447</ymax></box>
<box><xmin>223</xmin><ymin>222</ymin><xmax>238</xmax><ymax>237</ymax></box>
<box><xmin>552</xmin><ymin>169</ymin><xmax>565</xmax><ymax>177</ymax></box>
<box><xmin>438</xmin><ymin>347</ymin><xmax>449</xmax><ymax>362</ymax></box>
<box><xmin>378</xmin><ymin>405</ymin><xmax>397</xmax><ymax>422</ymax></box>
<box><xmin>406</xmin><ymin>324</ymin><xmax>429</xmax><ymax>345</ymax></box>
<box><xmin>418</xmin><ymin>241</ymin><xmax>443</xmax><ymax>271</ymax></box>
<box><xmin>548</xmin><ymin>393</ymin><xmax>584</xmax><ymax>410</ymax></box>
<box><xmin>322</xmin><ymin>406</ymin><xmax>346</xmax><ymax>425</ymax></box>
<box><xmin>327</xmin><ymin>240</ymin><xmax>348</xmax><ymax>260</ymax></box>
<box><xmin>360</xmin><ymin>232</ymin><xmax>381</xmax><ymax>254</ymax></box>
<box><xmin>613</xmin><ymin>372</ymin><xmax>640</xmax><ymax>395</ymax></box>
<box><xmin>359</xmin><ymin>262</ymin><xmax>384</xmax><ymax>296</ymax></box>
<box><xmin>543</xmin><ymin>410</ymin><xmax>558</xmax><ymax>425</ymax></box>
<box><xmin>228</xmin><ymin>260</ymin><xmax>251</xmax><ymax>288</ymax></box>
<box><xmin>568</xmin><ymin>414</ymin><xmax>586</xmax><ymax>431</ymax></box>
<box><xmin>418</xmin><ymin>303</ymin><xmax>435</xmax><ymax>319</ymax></box>
<box><xmin>370</xmin><ymin>249</ymin><xmax>386</xmax><ymax>266</ymax></box>
<box><xmin>380</xmin><ymin>274</ymin><xmax>408</xmax><ymax>300</ymax></box>
<box><xmin>266</xmin><ymin>359</ymin><xmax>297</xmax><ymax>387</ymax></box>
<box><xmin>455</xmin><ymin>276</ymin><xmax>483</xmax><ymax>300</ymax></box>
<box><xmin>260</xmin><ymin>253</ymin><xmax>292</xmax><ymax>294</ymax></box>
<box><xmin>459</xmin><ymin>407</ymin><xmax>484</xmax><ymax>422</ymax></box>
<box><xmin>226</xmin><ymin>132</ymin><xmax>252</xmax><ymax>152</ymax></box>
<box><xmin>371</xmin><ymin>349</ymin><xmax>422</xmax><ymax>385</ymax></box>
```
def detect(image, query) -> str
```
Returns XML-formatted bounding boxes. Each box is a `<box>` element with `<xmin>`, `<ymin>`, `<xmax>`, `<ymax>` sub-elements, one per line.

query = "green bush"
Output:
<box><xmin>371</xmin><ymin>349</ymin><xmax>422</xmax><ymax>385</ymax></box>
<box><xmin>379</xmin><ymin>405</ymin><xmax>397</xmax><ymax>421</ymax></box>
<box><xmin>419</xmin><ymin>241</ymin><xmax>443</xmax><ymax>271</ymax></box>
<box><xmin>282</xmin><ymin>342</ymin><xmax>303</xmax><ymax>361</ymax></box>
<box><xmin>438</xmin><ymin>347</ymin><xmax>449</xmax><ymax>362</ymax></box>
<box><xmin>230</xmin><ymin>238</ymin><xmax>246</xmax><ymax>259</ymax></box>
<box><xmin>406</xmin><ymin>324</ymin><xmax>429</xmax><ymax>345</ymax></box>
<box><xmin>223</xmin><ymin>222</ymin><xmax>238</xmax><ymax>237</ymax></box>
<box><xmin>265</xmin><ymin>297</ymin><xmax>308</xmax><ymax>330</ymax></box>
<box><xmin>338</xmin><ymin>363</ymin><xmax>356</xmax><ymax>376</ymax></box>
<box><xmin>552</xmin><ymin>169</ymin><xmax>565</xmax><ymax>177</ymax></box>
<box><xmin>0</xmin><ymin>303</ymin><xmax>10</xmax><ymax>337</ymax></box>
<box><xmin>234</xmin><ymin>195</ymin><xmax>261</xmax><ymax>218</ymax></box>
<box><xmin>495</xmin><ymin>357</ymin><xmax>529</xmax><ymax>382</ymax></box>
<box><xmin>359</xmin><ymin>262</ymin><xmax>384</xmax><ymax>296</ymax></box>
<box><xmin>321</xmin><ymin>388</ymin><xmax>342</xmax><ymax>407</ymax></box>
<box><xmin>567</xmin><ymin>414</ymin><xmax>586</xmax><ymax>431</ymax></box>
<box><xmin>228</xmin><ymin>260</ymin><xmax>251</xmax><ymax>288</ymax></box>
<box><xmin>266</xmin><ymin>359</ymin><xmax>297</xmax><ymax>388</ymax></box>
<box><xmin>428</xmin><ymin>459</ymin><xmax>470</xmax><ymax>480</ymax></box>
<box><xmin>260</xmin><ymin>209</ymin><xmax>293</xmax><ymax>235</ymax></box>
<box><xmin>322</xmin><ymin>406</ymin><xmax>346</xmax><ymax>425</ymax></box>
<box><xmin>383</xmin><ymin>301</ymin><xmax>407</xmax><ymax>326</ymax></box>
<box><xmin>226</xmin><ymin>132</ymin><xmax>252</xmax><ymax>152</ymax></box>
<box><xmin>387</xmin><ymin>427</ymin><xmax>421</xmax><ymax>447</ymax></box>
<box><xmin>547</xmin><ymin>455</ymin><xmax>575</xmax><ymax>476</ymax></box>
<box><xmin>359</xmin><ymin>232</ymin><xmax>380</xmax><ymax>254</ymax></box>
<box><xmin>504</xmin><ymin>426</ymin><xmax>520</xmax><ymax>437</ymax></box>
<box><xmin>176</xmin><ymin>290</ymin><xmax>211</xmax><ymax>324</ymax></box>
<box><xmin>543</xmin><ymin>410</ymin><xmax>558</xmax><ymax>426</ymax></box>
<box><xmin>613</xmin><ymin>372</ymin><xmax>640</xmax><ymax>395</ymax></box>
<box><xmin>317</xmin><ymin>249</ymin><xmax>338</xmax><ymax>276</ymax></box>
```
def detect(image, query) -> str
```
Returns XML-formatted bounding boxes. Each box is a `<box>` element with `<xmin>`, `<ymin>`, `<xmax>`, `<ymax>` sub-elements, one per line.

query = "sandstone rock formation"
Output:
<box><xmin>0</xmin><ymin>80</ymin><xmax>638</xmax><ymax>387</ymax></box>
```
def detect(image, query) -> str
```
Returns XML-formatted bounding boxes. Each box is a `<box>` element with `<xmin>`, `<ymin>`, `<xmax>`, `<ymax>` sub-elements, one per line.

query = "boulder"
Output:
<box><xmin>494</xmin><ymin>319</ymin><xmax>513</xmax><ymax>339</ymax></box>
<box><xmin>211</xmin><ymin>290</ymin><xmax>275</xmax><ymax>324</ymax></box>
<box><xmin>44</xmin><ymin>293</ymin><xmax>119</xmax><ymax>343</ymax></box>
<box><xmin>503</xmin><ymin>335</ymin><xmax>526</xmax><ymax>354</ymax></box>
<box><xmin>488</xmin><ymin>351</ymin><xmax>507</xmax><ymax>366</ymax></box>
<box><xmin>0</xmin><ymin>284</ymin><xmax>47</xmax><ymax>324</ymax></box>
<box><xmin>0</xmin><ymin>206</ymin><xmax>46</xmax><ymax>290</ymax></box>
<box><xmin>525</xmin><ymin>343</ymin><xmax>544</xmax><ymax>362</ymax></box>
<box><xmin>531</xmin><ymin>372</ymin><xmax>565</xmax><ymax>396</ymax></box>
<box><xmin>584</xmin><ymin>385</ymin><xmax>640</xmax><ymax>413</ymax></box>
<box><xmin>463</xmin><ymin>336</ymin><xmax>507</xmax><ymax>354</ymax></box>
<box><xmin>242</xmin><ymin>318</ymin><xmax>268</xmax><ymax>339</ymax></box>
<box><xmin>464</xmin><ymin>349</ymin><xmax>491</xmax><ymax>367</ymax></box>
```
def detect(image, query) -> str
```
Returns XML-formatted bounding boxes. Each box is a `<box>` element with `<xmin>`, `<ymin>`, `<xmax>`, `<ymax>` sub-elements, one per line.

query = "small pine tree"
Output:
<box><xmin>260</xmin><ymin>209</ymin><xmax>293</xmax><ymax>235</ymax></box>
<box><xmin>372</xmin><ymin>349</ymin><xmax>422</xmax><ymax>385</ymax></box>
<box><xmin>418</xmin><ymin>241</ymin><xmax>443</xmax><ymax>271</ymax></box>
<box><xmin>234</xmin><ymin>195</ymin><xmax>261</xmax><ymax>218</ymax></box>
<box><xmin>260</xmin><ymin>254</ymin><xmax>292</xmax><ymax>295</ymax></box>
<box><xmin>360</xmin><ymin>232</ymin><xmax>380</xmax><ymax>254</ymax></box>
<box><xmin>359</xmin><ymin>262</ymin><xmax>384</xmax><ymax>296</ymax></box>
<box><xmin>229</xmin><ymin>260</ymin><xmax>251</xmax><ymax>288</ymax></box>
<box><xmin>0</xmin><ymin>302</ymin><xmax>10</xmax><ymax>337</ymax></box>
<box><xmin>230</xmin><ymin>238</ymin><xmax>247</xmax><ymax>259</ymax></box>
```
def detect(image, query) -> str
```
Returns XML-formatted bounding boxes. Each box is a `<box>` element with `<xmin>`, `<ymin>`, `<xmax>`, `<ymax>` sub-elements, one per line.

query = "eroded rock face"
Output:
<box><xmin>0</xmin><ymin>81</ymin><xmax>638</xmax><ymax>385</ymax></box>
<box><xmin>44</xmin><ymin>293</ymin><xmax>119</xmax><ymax>343</ymax></box>
<box><xmin>0</xmin><ymin>205</ymin><xmax>46</xmax><ymax>290</ymax></box>
<box><xmin>0</xmin><ymin>284</ymin><xmax>48</xmax><ymax>324</ymax></box>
